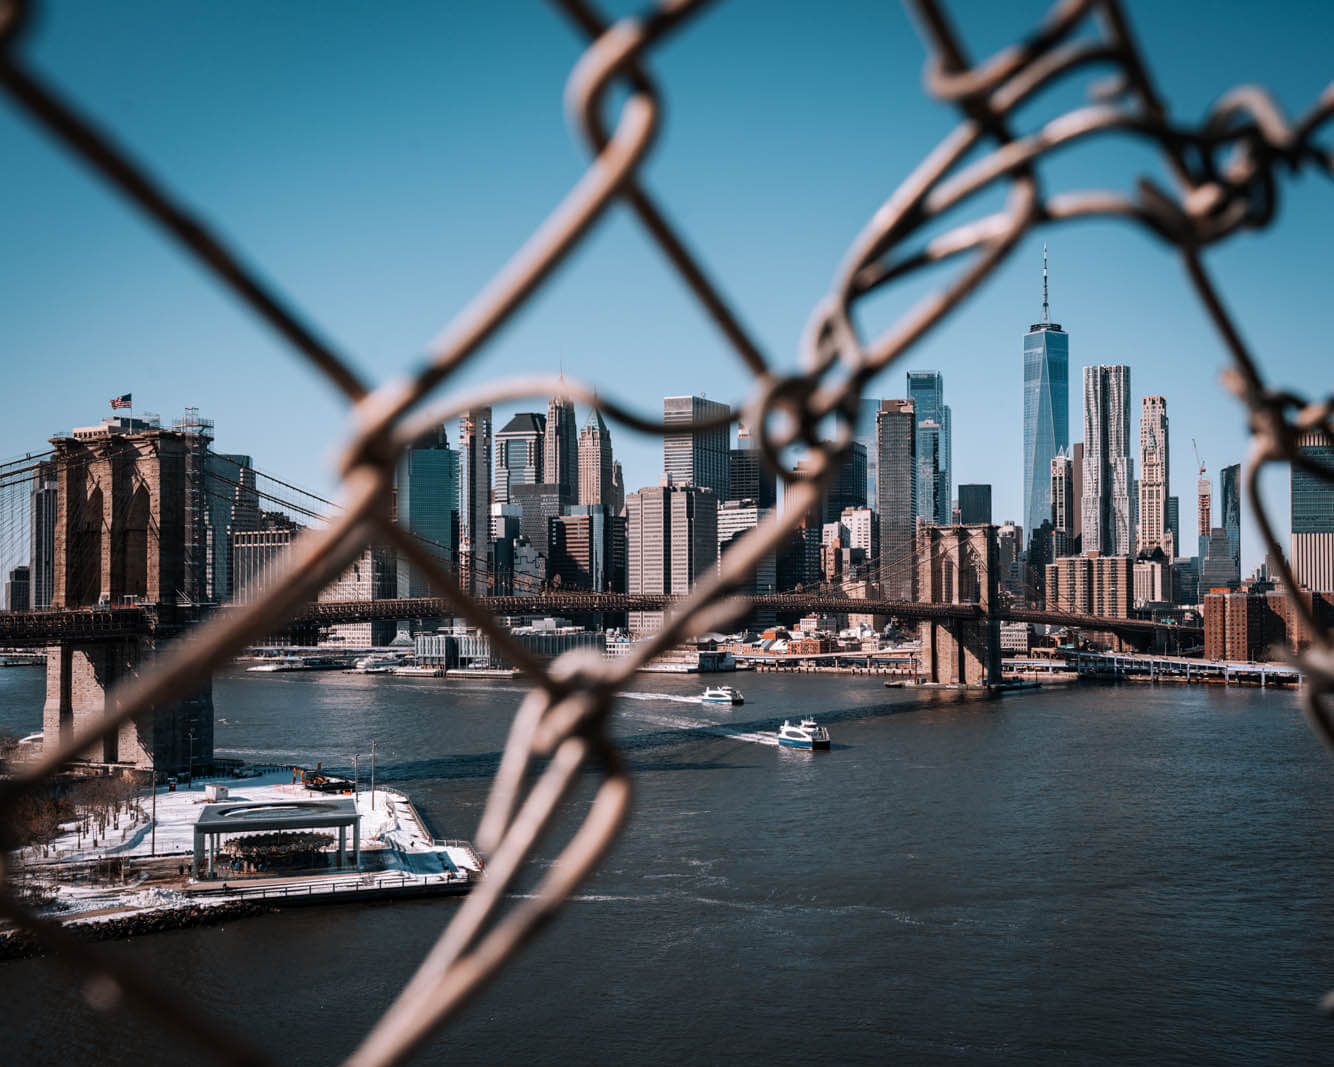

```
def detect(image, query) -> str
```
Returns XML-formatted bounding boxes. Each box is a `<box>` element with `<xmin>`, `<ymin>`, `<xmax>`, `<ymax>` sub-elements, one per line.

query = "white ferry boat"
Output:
<box><xmin>777</xmin><ymin>718</ymin><xmax>831</xmax><ymax>750</ymax></box>
<box><xmin>701</xmin><ymin>685</ymin><xmax>744</xmax><ymax>705</ymax></box>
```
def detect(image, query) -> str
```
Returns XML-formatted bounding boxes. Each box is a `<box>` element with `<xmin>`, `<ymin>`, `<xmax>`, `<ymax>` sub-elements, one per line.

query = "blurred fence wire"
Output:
<box><xmin>1</xmin><ymin>0</ymin><xmax>1332</xmax><ymax>1061</ymax></box>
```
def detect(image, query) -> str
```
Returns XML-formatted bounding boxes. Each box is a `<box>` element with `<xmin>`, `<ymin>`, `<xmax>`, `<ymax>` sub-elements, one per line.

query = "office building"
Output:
<box><xmin>203</xmin><ymin>452</ymin><xmax>260</xmax><ymax>603</ymax></box>
<box><xmin>626</xmin><ymin>481</ymin><xmax>718</xmax><ymax>634</ymax></box>
<box><xmin>876</xmin><ymin>399</ymin><xmax>916</xmax><ymax>600</ymax></box>
<box><xmin>1134</xmin><ymin>559</ymin><xmax>1171</xmax><ymax>605</ymax></box>
<box><xmin>718</xmin><ymin>499</ymin><xmax>776</xmax><ymax>626</ymax></box>
<box><xmin>29</xmin><ymin>459</ymin><xmax>58</xmax><ymax>609</ymax></box>
<box><xmin>1291</xmin><ymin>429</ymin><xmax>1334</xmax><ymax>591</ymax></box>
<box><xmin>6</xmin><ymin>565</ymin><xmax>30</xmax><ymax>611</ymax></box>
<box><xmin>729</xmin><ymin>422</ymin><xmax>777</xmax><ymax>510</ymax></box>
<box><xmin>997</xmin><ymin>521</ymin><xmax>1025</xmax><ymax>598</ymax></box>
<box><xmin>511</xmin><ymin>482</ymin><xmax>563</xmax><ymax>556</ymax></box>
<box><xmin>856</xmin><ymin>396</ymin><xmax>882</xmax><ymax>512</ymax></box>
<box><xmin>232</xmin><ymin>516</ymin><xmax>301</xmax><ymax>604</ymax></box>
<box><xmin>957</xmin><ymin>484</ymin><xmax>992</xmax><ymax>526</ymax></box>
<box><xmin>1166</xmin><ymin>496</ymin><xmax>1180</xmax><ymax>560</ymax></box>
<box><xmin>1051</xmin><ymin>450</ymin><xmax>1076</xmax><ymax>540</ymax></box>
<box><xmin>494</xmin><ymin>412</ymin><xmax>545</xmax><ymax>505</ymax></box>
<box><xmin>908</xmin><ymin>371</ymin><xmax>952</xmax><ymax>526</ymax></box>
<box><xmin>318</xmin><ymin>544</ymin><xmax>397</xmax><ymax>646</ymax></box>
<box><xmin>795</xmin><ymin>441</ymin><xmax>868</xmax><ymax>525</ymax></box>
<box><xmin>545</xmin><ymin>390</ymin><xmax>579</xmax><ymax>508</ymax></box>
<box><xmin>1138</xmin><ymin>395</ymin><xmax>1173</xmax><ymax>557</ymax></box>
<box><xmin>394</xmin><ymin>424</ymin><xmax>459</xmax><ymax>598</ymax></box>
<box><xmin>458</xmin><ymin>407</ymin><xmax>493</xmax><ymax>596</ymax></box>
<box><xmin>664</xmin><ymin>395</ymin><xmax>730</xmax><ymax>500</ymax></box>
<box><xmin>1200</xmin><ymin>526</ymin><xmax>1239</xmax><ymax>591</ymax></box>
<box><xmin>550</xmin><ymin>510</ymin><xmax>607</xmax><ymax>592</ymax></box>
<box><xmin>1023</xmin><ymin>247</ymin><xmax>1070</xmax><ymax>551</ymax></box>
<box><xmin>1219</xmin><ymin>463</ymin><xmax>1241</xmax><ymax>574</ymax></box>
<box><xmin>1081</xmin><ymin>364</ymin><xmax>1134</xmax><ymax>555</ymax></box>
<box><xmin>578</xmin><ymin>407</ymin><xmax>615</xmax><ymax>508</ymax></box>
<box><xmin>609</xmin><ymin>461</ymin><xmax>625</xmax><ymax>516</ymax></box>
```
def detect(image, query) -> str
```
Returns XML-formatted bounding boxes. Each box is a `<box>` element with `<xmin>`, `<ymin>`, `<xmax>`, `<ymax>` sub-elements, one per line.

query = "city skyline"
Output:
<box><xmin>0</xmin><ymin>3</ymin><xmax>1323</xmax><ymax>581</ymax></box>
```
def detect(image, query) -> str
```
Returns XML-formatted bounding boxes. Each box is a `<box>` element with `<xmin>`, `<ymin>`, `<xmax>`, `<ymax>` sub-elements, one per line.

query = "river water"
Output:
<box><xmin>3</xmin><ymin>665</ymin><xmax>1334</xmax><ymax>1063</ymax></box>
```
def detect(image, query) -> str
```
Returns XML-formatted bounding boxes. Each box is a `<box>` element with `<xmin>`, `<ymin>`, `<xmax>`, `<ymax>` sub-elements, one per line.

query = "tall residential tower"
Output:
<box><xmin>1138</xmin><ymin>395</ymin><xmax>1173</xmax><ymax>557</ymax></box>
<box><xmin>1081</xmin><ymin>364</ymin><xmax>1133</xmax><ymax>555</ymax></box>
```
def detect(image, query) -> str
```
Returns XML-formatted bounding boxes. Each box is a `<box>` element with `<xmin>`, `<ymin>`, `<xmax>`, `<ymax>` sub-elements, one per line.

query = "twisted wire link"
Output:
<box><xmin>0</xmin><ymin>0</ymin><xmax>1330</xmax><ymax>1060</ymax></box>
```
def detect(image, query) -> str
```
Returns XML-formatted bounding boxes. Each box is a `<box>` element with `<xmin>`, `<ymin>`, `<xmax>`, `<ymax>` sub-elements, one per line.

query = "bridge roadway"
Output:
<box><xmin>0</xmin><ymin>594</ymin><xmax>1199</xmax><ymax>646</ymax></box>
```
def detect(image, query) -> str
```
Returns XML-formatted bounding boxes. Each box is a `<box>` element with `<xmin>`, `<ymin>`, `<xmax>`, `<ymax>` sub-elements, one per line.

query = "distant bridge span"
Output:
<box><xmin>0</xmin><ymin>594</ymin><xmax>1199</xmax><ymax>647</ymax></box>
<box><xmin>295</xmin><ymin>593</ymin><xmax>1196</xmax><ymax>639</ymax></box>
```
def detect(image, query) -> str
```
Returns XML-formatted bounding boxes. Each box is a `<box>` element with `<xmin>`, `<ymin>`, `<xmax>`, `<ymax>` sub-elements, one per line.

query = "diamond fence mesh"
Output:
<box><xmin>1</xmin><ymin>0</ymin><xmax>1332</xmax><ymax>1062</ymax></box>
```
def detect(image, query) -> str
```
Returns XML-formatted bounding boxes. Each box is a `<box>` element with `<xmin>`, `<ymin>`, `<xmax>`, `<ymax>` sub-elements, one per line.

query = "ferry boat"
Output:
<box><xmin>701</xmin><ymin>685</ymin><xmax>744</xmax><ymax>705</ymax></box>
<box><xmin>777</xmin><ymin>718</ymin><xmax>831</xmax><ymax>750</ymax></box>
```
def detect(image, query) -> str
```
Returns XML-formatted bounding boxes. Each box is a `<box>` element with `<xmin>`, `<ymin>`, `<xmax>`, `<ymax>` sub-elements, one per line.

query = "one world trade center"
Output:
<box><xmin>1022</xmin><ymin>245</ymin><xmax>1069</xmax><ymax>549</ymax></box>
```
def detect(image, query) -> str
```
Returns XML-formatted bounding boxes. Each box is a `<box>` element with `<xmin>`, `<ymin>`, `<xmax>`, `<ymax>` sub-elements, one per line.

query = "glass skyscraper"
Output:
<box><xmin>907</xmin><ymin>371</ymin><xmax>951</xmax><ymax>526</ymax></box>
<box><xmin>1219</xmin><ymin>463</ymin><xmax>1241</xmax><ymax>570</ymax></box>
<box><xmin>1022</xmin><ymin>249</ymin><xmax>1069</xmax><ymax>551</ymax></box>
<box><xmin>395</xmin><ymin>424</ymin><xmax>459</xmax><ymax>597</ymax></box>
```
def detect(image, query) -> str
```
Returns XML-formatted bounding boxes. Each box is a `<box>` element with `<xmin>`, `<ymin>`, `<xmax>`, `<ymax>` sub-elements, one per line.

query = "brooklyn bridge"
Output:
<box><xmin>0</xmin><ymin>590</ymin><xmax>1195</xmax><ymax>646</ymax></box>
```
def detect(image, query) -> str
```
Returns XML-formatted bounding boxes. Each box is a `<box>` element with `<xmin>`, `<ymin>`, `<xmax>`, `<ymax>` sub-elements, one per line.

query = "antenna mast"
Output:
<box><xmin>1042</xmin><ymin>243</ymin><xmax>1049</xmax><ymax>324</ymax></box>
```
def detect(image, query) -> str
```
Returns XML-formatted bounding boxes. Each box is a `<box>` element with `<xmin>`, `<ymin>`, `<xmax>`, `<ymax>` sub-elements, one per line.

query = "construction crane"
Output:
<box><xmin>1192</xmin><ymin>437</ymin><xmax>1205</xmax><ymax>478</ymax></box>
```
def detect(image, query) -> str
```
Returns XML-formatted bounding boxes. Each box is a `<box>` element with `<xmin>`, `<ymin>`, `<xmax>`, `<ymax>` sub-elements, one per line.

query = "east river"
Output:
<box><xmin>3</xmin><ymin>664</ymin><xmax>1334</xmax><ymax>1063</ymax></box>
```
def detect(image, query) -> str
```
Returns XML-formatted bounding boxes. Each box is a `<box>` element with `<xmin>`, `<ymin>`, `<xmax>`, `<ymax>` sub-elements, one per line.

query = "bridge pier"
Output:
<box><xmin>42</xmin><ymin>636</ymin><xmax>212</xmax><ymax>775</ymax></box>
<box><xmin>916</xmin><ymin>525</ymin><xmax>1001</xmax><ymax>687</ymax></box>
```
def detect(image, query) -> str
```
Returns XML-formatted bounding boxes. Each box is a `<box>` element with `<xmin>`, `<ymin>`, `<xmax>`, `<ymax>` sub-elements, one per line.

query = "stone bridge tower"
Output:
<box><xmin>43</xmin><ymin>422</ymin><xmax>212</xmax><ymax>775</ymax></box>
<box><xmin>916</xmin><ymin>524</ymin><xmax>1001</xmax><ymax>687</ymax></box>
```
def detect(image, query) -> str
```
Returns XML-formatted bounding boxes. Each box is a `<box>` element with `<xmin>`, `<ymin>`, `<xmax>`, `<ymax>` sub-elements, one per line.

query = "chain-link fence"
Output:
<box><xmin>1</xmin><ymin>0</ymin><xmax>1332</xmax><ymax>1062</ymax></box>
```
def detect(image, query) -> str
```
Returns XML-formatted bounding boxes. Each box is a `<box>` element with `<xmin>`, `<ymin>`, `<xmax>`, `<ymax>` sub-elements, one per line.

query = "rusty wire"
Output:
<box><xmin>0</xmin><ymin>0</ymin><xmax>1332</xmax><ymax>1061</ymax></box>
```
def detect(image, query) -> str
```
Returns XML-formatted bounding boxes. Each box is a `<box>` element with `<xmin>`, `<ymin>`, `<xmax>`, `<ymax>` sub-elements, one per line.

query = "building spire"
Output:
<box><xmin>1042</xmin><ymin>243</ymin><xmax>1049</xmax><ymax>324</ymax></box>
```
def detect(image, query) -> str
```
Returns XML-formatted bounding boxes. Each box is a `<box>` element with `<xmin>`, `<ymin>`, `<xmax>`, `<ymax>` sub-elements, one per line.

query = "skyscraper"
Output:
<box><xmin>494</xmin><ymin>412</ymin><xmax>545</xmax><ymax>504</ymax></box>
<box><xmin>957</xmin><ymin>483</ymin><xmax>992</xmax><ymax>525</ymax></box>
<box><xmin>1081</xmin><ymin>364</ymin><xmax>1133</xmax><ymax>555</ymax></box>
<box><xmin>577</xmin><ymin>406</ymin><xmax>614</xmax><ymax>507</ymax></box>
<box><xmin>458</xmin><ymin>407</ymin><xmax>492</xmax><ymax>596</ymax></box>
<box><xmin>625</xmin><ymin>481</ymin><xmax>718</xmax><ymax>635</ymax></box>
<box><xmin>1051</xmin><ymin>451</ymin><xmax>1076</xmax><ymax>537</ymax></box>
<box><xmin>1138</xmin><ymin>395</ymin><xmax>1173</xmax><ymax>557</ymax></box>
<box><xmin>729</xmin><ymin>422</ymin><xmax>777</xmax><ymax>509</ymax></box>
<box><xmin>204</xmin><ymin>451</ymin><xmax>260</xmax><ymax>603</ymax></box>
<box><xmin>1023</xmin><ymin>246</ymin><xmax>1070</xmax><ymax>550</ymax></box>
<box><xmin>876</xmin><ymin>399</ymin><xmax>916</xmax><ymax>600</ymax></box>
<box><xmin>1197</xmin><ymin>468</ymin><xmax>1212</xmax><ymax>559</ymax></box>
<box><xmin>907</xmin><ymin>371</ymin><xmax>951</xmax><ymax>525</ymax></box>
<box><xmin>856</xmin><ymin>396</ymin><xmax>882</xmax><ymax>513</ymax></box>
<box><xmin>1290</xmin><ymin>429</ymin><xmax>1334</xmax><ymax>591</ymax></box>
<box><xmin>544</xmin><ymin>389</ymin><xmax>579</xmax><ymax>507</ymax></box>
<box><xmin>794</xmin><ymin>441</ymin><xmax>867</xmax><ymax>524</ymax></box>
<box><xmin>664</xmin><ymin>395</ymin><xmax>730</xmax><ymax>499</ymax></box>
<box><xmin>394</xmin><ymin>424</ymin><xmax>459</xmax><ymax>598</ymax></box>
<box><xmin>609</xmin><ymin>461</ymin><xmax>625</xmax><ymax>516</ymax></box>
<box><xmin>1219</xmin><ymin>463</ymin><xmax>1241</xmax><ymax>573</ymax></box>
<box><xmin>29</xmin><ymin>459</ymin><xmax>57</xmax><ymax>609</ymax></box>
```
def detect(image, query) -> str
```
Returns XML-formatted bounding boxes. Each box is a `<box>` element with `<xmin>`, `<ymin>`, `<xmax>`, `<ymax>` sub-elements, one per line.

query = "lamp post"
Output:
<box><xmin>370</xmin><ymin>740</ymin><xmax>376</xmax><ymax>811</ymax></box>
<box><xmin>150</xmin><ymin>747</ymin><xmax>157</xmax><ymax>857</ymax></box>
<box><xmin>187</xmin><ymin>728</ymin><xmax>195</xmax><ymax>789</ymax></box>
<box><xmin>353</xmin><ymin>753</ymin><xmax>359</xmax><ymax>799</ymax></box>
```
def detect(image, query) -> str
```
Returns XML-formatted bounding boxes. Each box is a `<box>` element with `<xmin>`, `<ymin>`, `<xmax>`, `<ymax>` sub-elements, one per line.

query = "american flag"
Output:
<box><xmin>110</xmin><ymin>393</ymin><xmax>132</xmax><ymax>410</ymax></box>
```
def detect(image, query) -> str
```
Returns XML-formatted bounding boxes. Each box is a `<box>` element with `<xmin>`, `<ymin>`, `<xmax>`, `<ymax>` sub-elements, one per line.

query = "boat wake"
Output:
<box><xmin>618</xmin><ymin>691</ymin><xmax>708</xmax><ymax>706</ymax></box>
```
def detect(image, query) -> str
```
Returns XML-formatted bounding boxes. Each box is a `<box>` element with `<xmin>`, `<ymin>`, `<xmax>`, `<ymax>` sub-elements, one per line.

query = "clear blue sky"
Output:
<box><xmin>2</xmin><ymin>1</ymin><xmax>1330</xmax><ymax>577</ymax></box>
